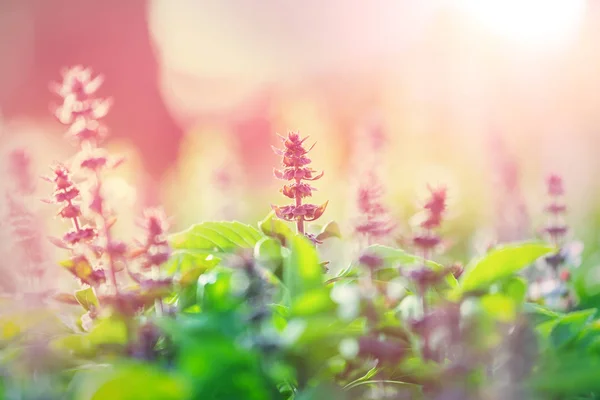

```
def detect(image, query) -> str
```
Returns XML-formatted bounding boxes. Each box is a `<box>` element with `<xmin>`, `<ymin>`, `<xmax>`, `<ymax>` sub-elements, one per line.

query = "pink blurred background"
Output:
<box><xmin>1</xmin><ymin>0</ymin><xmax>600</xmax><ymax>258</ymax></box>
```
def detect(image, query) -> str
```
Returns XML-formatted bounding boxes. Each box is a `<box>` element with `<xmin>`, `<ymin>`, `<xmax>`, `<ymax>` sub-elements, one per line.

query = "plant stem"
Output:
<box><xmin>94</xmin><ymin>171</ymin><xmax>119</xmax><ymax>296</ymax></box>
<box><xmin>295</xmin><ymin>177</ymin><xmax>304</xmax><ymax>234</ymax></box>
<box><xmin>421</xmin><ymin>245</ymin><xmax>430</xmax><ymax>357</ymax></box>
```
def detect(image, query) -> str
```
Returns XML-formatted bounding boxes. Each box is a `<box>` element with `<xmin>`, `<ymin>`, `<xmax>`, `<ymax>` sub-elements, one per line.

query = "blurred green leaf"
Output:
<box><xmin>73</xmin><ymin>363</ymin><xmax>189</xmax><ymax>400</ymax></box>
<box><xmin>165</xmin><ymin>250</ymin><xmax>220</xmax><ymax>275</ymax></box>
<box><xmin>170</xmin><ymin>221</ymin><xmax>262</xmax><ymax>251</ymax></box>
<box><xmin>87</xmin><ymin>317</ymin><xmax>128</xmax><ymax>347</ymax></box>
<box><xmin>523</xmin><ymin>302</ymin><xmax>564</xmax><ymax>325</ymax></box>
<box><xmin>550</xmin><ymin>309</ymin><xmax>597</xmax><ymax>348</ymax></box>
<box><xmin>500</xmin><ymin>276</ymin><xmax>528</xmax><ymax>305</ymax></box>
<box><xmin>254</xmin><ymin>236</ymin><xmax>283</xmax><ymax>271</ymax></box>
<box><xmin>460</xmin><ymin>241</ymin><xmax>554</xmax><ymax>292</ymax></box>
<box><xmin>480</xmin><ymin>293</ymin><xmax>516</xmax><ymax>322</ymax></box>
<box><xmin>75</xmin><ymin>288</ymin><xmax>99</xmax><ymax>311</ymax></box>
<box><xmin>531</xmin><ymin>350</ymin><xmax>600</xmax><ymax>395</ymax></box>
<box><xmin>196</xmin><ymin>269</ymin><xmax>239</xmax><ymax>312</ymax></box>
<box><xmin>315</xmin><ymin>221</ymin><xmax>342</xmax><ymax>241</ymax></box>
<box><xmin>51</xmin><ymin>334</ymin><xmax>94</xmax><ymax>358</ymax></box>
<box><xmin>283</xmin><ymin>234</ymin><xmax>323</xmax><ymax>300</ymax></box>
<box><xmin>290</xmin><ymin>289</ymin><xmax>335</xmax><ymax>317</ymax></box>
<box><xmin>177</xmin><ymin>283</ymin><xmax>199</xmax><ymax>312</ymax></box>
<box><xmin>178</xmin><ymin>267</ymin><xmax>203</xmax><ymax>287</ymax></box>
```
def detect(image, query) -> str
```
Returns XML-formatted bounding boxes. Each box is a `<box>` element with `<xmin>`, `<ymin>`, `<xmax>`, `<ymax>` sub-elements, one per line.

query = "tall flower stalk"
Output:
<box><xmin>353</xmin><ymin>121</ymin><xmax>395</xmax><ymax>247</ymax></box>
<box><xmin>488</xmin><ymin>132</ymin><xmax>529</xmax><ymax>242</ymax></box>
<box><xmin>540</xmin><ymin>174</ymin><xmax>575</xmax><ymax>310</ymax></box>
<box><xmin>46</xmin><ymin>66</ymin><xmax>120</xmax><ymax>294</ymax></box>
<box><xmin>412</xmin><ymin>186</ymin><xmax>447</xmax><ymax>263</ymax></box>
<box><xmin>272</xmin><ymin>132</ymin><xmax>328</xmax><ymax>236</ymax></box>
<box><xmin>46</xmin><ymin>66</ymin><xmax>172</xmax><ymax>324</ymax></box>
<box><xmin>407</xmin><ymin>185</ymin><xmax>448</xmax><ymax>358</ymax></box>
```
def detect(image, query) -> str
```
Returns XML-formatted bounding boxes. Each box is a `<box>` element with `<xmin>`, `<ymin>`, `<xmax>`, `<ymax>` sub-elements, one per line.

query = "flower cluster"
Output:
<box><xmin>46</xmin><ymin>67</ymin><xmax>172</xmax><ymax>318</ymax></box>
<box><xmin>45</xmin><ymin>66</ymin><xmax>121</xmax><ymax>292</ymax></box>
<box><xmin>272</xmin><ymin>132</ymin><xmax>328</xmax><ymax>235</ymax></box>
<box><xmin>51</xmin><ymin>66</ymin><xmax>111</xmax><ymax>146</ymax></box>
<box><xmin>45</xmin><ymin>164</ymin><xmax>96</xmax><ymax>247</ymax></box>
<box><xmin>351</xmin><ymin>121</ymin><xmax>395</xmax><ymax>247</ymax></box>
<box><xmin>412</xmin><ymin>185</ymin><xmax>447</xmax><ymax>257</ymax></box>
<box><xmin>354</xmin><ymin>172</ymin><xmax>395</xmax><ymax>245</ymax></box>
<box><xmin>131</xmin><ymin>208</ymin><xmax>171</xmax><ymax>271</ymax></box>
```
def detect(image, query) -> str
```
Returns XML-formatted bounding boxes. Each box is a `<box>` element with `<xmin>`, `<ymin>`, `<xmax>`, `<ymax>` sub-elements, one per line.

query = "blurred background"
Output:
<box><xmin>1</xmin><ymin>0</ymin><xmax>600</xmax><ymax>292</ymax></box>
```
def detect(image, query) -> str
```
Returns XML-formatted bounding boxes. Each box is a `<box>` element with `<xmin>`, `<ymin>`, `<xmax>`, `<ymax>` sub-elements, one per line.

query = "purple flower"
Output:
<box><xmin>412</xmin><ymin>185</ymin><xmax>447</xmax><ymax>255</ymax></box>
<box><xmin>272</xmin><ymin>132</ymin><xmax>328</xmax><ymax>234</ymax></box>
<box><xmin>354</xmin><ymin>172</ymin><xmax>395</xmax><ymax>243</ymax></box>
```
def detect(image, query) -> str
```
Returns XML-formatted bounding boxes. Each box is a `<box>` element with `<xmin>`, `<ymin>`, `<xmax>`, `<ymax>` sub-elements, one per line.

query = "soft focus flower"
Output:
<box><xmin>130</xmin><ymin>208</ymin><xmax>171</xmax><ymax>270</ymax></box>
<box><xmin>354</xmin><ymin>172</ymin><xmax>395</xmax><ymax>244</ymax></box>
<box><xmin>412</xmin><ymin>185</ymin><xmax>447</xmax><ymax>255</ymax></box>
<box><xmin>51</xmin><ymin>65</ymin><xmax>112</xmax><ymax>145</ymax></box>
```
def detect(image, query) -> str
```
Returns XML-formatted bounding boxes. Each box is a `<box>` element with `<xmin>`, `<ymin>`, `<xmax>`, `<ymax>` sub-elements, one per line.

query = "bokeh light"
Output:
<box><xmin>456</xmin><ymin>0</ymin><xmax>587</xmax><ymax>48</ymax></box>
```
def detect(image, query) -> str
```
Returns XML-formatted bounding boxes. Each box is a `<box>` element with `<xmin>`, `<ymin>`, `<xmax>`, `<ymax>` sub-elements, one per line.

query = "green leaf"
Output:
<box><xmin>283</xmin><ymin>234</ymin><xmax>324</xmax><ymax>300</ymax></box>
<box><xmin>258</xmin><ymin>211</ymin><xmax>294</xmax><ymax>244</ymax></box>
<box><xmin>166</xmin><ymin>251</ymin><xmax>220</xmax><ymax>275</ymax></box>
<box><xmin>460</xmin><ymin>241</ymin><xmax>555</xmax><ymax>293</ymax></box>
<box><xmin>87</xmin><ymin>317</ymin><xmax>129</xmax><ymax>347</ymax></box>
<box><xmin>343</xmin><ymin>366</ymin><xmax>378</xmax><ymax>389</ymax></box>
<box><xmin>290</xmin><ymin>289</ymin><xmax>335</xmax><ymax>317</ymax></box>
<box><xmin>72</xmin><ymin>363</ymin><xmax>189</xmax><ymax>400</ymax></box>
<box><xmin>170</xmin><ymin>221</ymin><xmax>262</xmax><ymax>253</ymax></box>
<box><xmin>315</xmin><ymin>221</ymin><xmax>342</xmax><ymax>241</ymax></box>
<box><xmin>50</xmin><ymin>334</ymin><xmax>94</xmax><ymax>357</ymax></box>
<box><xmin>550</xmin><ymin>309</ymin><xmax>597</xmax><ymax>348</ymax></box>
<box><xmin>480</xmin><ymin>293</ymin><xmax>516</xmax><ymax>322</ymax></box>
<box><xmin>75</xmin><ymin>287</ymin><xmax>99</xmax><ymax>311</ymax></box>
<box><xmin>253</xmin><ymin>236</ymin><xmax>283</xmax><ymax>271</ymax></box>
<box><xmin>523</xmin><ymin>302</ymin><xmax>564</xmax><ymax>325</ymax></box>
<box><xmin>177</xmin><ymin>283</ymin><xmax>199</xmax><ymax>311</ymax></box>
<box><xmin>196</xmin><ymin>270</ymin><xmax>239</xmax><ymax>312</ymax></box>
<box><xmin>500</xmin><ymin>276</ymin><xmax>527</xmax><ymax>305</ymax></box>
<box><xmin>178</xmin><ymin>267</ymin><xmax>203</xmax><ymax>287</ymax></box>
<box><xmin>166</xmin><ymin>221</ymin><xmax>263</xmax><ymax>274</ymax></box>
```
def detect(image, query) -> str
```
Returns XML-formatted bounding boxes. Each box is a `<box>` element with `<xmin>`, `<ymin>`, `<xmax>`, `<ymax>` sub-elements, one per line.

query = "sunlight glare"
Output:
<box><xmin>458</xmin><ymin>0</ymin><xmax>586</xmax><ymax>47</ymax></box>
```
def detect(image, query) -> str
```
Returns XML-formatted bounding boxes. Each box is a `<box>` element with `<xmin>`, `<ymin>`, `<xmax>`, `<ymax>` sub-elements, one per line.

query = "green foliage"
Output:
<box><xmin>283</xmin><ymin>234</ymin><xmax>323</xmax><ymax>301</ymax></box>
<box><xmin>459</xmin><ymin>241</ymin><xmax>555</xmax><ymax>293</ymax></box>
<box><xmin>166</xmin><ymin>221</ymin><xmax>263</xmax><ymax>274</ymax></box>
<box><xmin>259</xmin><ymin>211</ymin><xmax>294</xmax><ymax>245</ymax></box>
<box><xmin>75</xmin><ymin>288</ymin><xmax>99</xmax><ymax>312</ymax></box>
<box><xmin>3</xmin><ymin>216</ymin><xmax>599</xmax><ymax>400</ymax></box>
<box><xmin>71</xmin><ymin>363</ymin><xmax>189</xmax><ymax>400</ymax></box>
